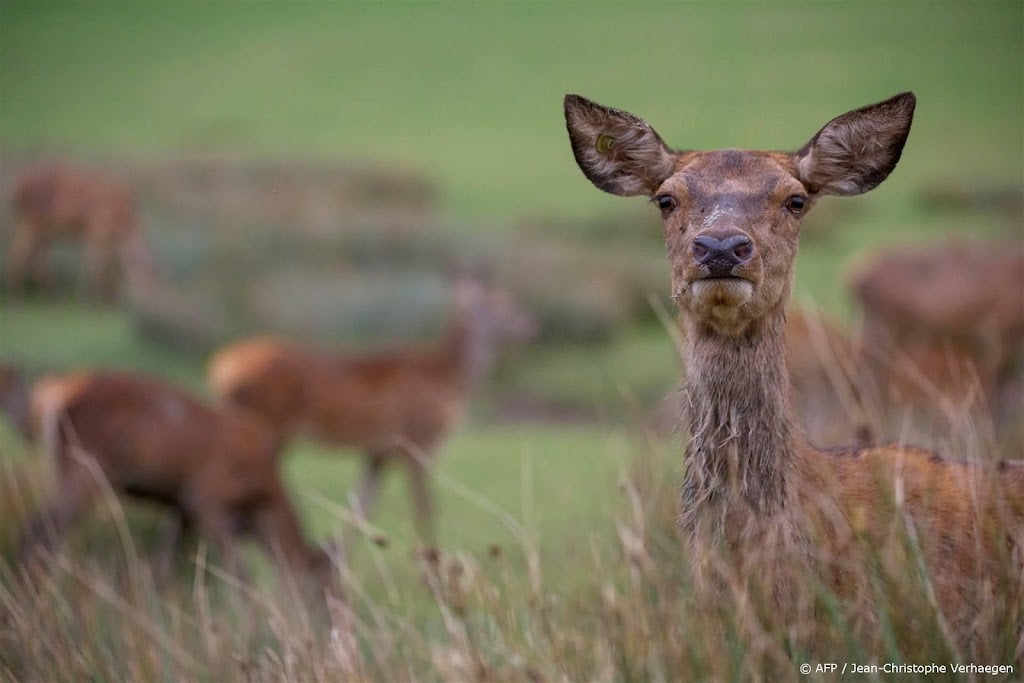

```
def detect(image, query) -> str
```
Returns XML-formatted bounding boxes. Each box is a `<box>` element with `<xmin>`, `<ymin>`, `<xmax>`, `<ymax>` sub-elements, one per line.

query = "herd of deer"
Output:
<box><xmin>0</xmin><ymin>265</ymin><xmax>535</xmax><ymax>593</ymax></box>
<box><xmin>1</xmin><ymin>92</ymin><xmax>1021</xmax><ymax>643</ymax></box>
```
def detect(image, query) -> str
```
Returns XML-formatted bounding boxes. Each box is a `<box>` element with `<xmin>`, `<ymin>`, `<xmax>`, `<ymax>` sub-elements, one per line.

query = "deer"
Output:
<box><xmin>0</xmin><ymin>365</ymin><xmax>335</xmax><ymax>593</ymax></box>
<box><xmin>564</xmin><ymin>92</ymin><xmax>1023</xmax><ymax>637</ymax></box>
<box><xmin>850</xmin><ymin>241</ymin><xmax>1024</xmax><ymax>442</ymax></box>
<box><xmin>6</xmin><ymin>164</ymin><xmax>160</xmax><ymax>301</ymax></box>
<box><xmin>208</xmin><ymin>272</ymin><xmax>537</xmax><ymax>552</ymax></box>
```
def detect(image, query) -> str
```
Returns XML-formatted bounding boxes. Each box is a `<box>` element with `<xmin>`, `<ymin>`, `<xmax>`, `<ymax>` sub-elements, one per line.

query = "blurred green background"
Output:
<box><xmin>3</xmin><ymin>2</ymin><xmax>1021</xmax><ymax>216</ymax></box>
<box><xmin>1</xmin><ymin>2</ymin><xmax>1021</xmax><ymax>574</ymax></box>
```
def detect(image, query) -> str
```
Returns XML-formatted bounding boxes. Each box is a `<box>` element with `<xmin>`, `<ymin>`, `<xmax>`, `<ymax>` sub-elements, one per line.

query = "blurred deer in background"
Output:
<box><xmin>209</xmin><ymin>272</ymin><xmax>537</xmax><ymax>551</ymax></box>
<box><xmin>564</xmin><ymin>91</ymin><xmax>1023</xmax><ymax>637</ymax></box>
<box><xmin>6</xmin><ymin>164</ymin><xmax>160</xmax><ymax>301</ymax></box>
<box><xmin>851</xmin><ymin>242</ymin><xmax>1024</xmax><ymax>446</ymax></box>
<box><xmin>0</xmin><ymin>365</ymin><xmax>335</xmax><ymax>592</ymax></box>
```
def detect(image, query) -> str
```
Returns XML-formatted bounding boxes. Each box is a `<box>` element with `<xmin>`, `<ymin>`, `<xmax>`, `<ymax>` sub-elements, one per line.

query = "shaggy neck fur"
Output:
<box><xmin>678</xmin><ymin>306</ymin><xmax>804</xmax><ymax>539</ymax></box>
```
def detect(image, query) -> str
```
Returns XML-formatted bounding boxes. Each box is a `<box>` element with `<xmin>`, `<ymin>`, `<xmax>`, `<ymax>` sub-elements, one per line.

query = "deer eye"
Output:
<box><xmin>654</xmin><ymin>194</ymin><xmax>677</xmax><ymax>213</ymax></box>
<box><xmin>784</xmin><ymin>195</ymin><xmax>807</xmax><ymax>214</ymax></box>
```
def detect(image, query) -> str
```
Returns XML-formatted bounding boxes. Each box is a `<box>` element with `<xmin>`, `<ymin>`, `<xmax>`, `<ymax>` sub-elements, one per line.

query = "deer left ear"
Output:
<box><xmin>564</xmin><ymin>94</ymin><xmax>677</xmax><ymax>197</ymax></box>
<box><xmin>795</xmin><ymin>92</ymin><xmax>916</xmax><ymax>196</ymax></box>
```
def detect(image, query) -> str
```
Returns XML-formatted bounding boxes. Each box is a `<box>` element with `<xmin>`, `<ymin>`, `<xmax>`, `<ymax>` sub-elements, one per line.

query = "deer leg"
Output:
<box><xmin>152</xmin><ymin>510</ymin><xmax>192</xmax><ymax>586</ymax></box>
<box><xmin>84</xmin><ymin>229</ymin><xmax>118</xmax><ymax>302</ymax></box>
<box><xmin>251</xmin><ymin>482</ymin><xmax>308</xmax><ymax>572</ymax></box>
<box><xmin>407</xmin><ymin>459</ymin><xmax>436</xmax><ymax>551</ymax></box>
<box><xmin>6</xmin><ymin>220</ymin><xmax>44</xmax><ymax>296</ymax></box>
<box><xmin>16</xmin><ymin>461</ymin><xmax>98</xmax><ymax>566</ymax></box>
<box><xmin>342</xmin><ymin>454</ymin><xmax>387</xmax><ymax>554</ymax></box>
<box><xmin>252</xmin><ymin>481</ymin><xmax>341</xmax><ymax>600</ymax></box>
<box><xmin>352</xmin><ymin>454</ymin><xmax>387</xmax><ymax>521</ymax></box>
<box><xmin>193</xmin><ymin>506</ymin><xmax>247</xmax><ymax>584</ymax></box>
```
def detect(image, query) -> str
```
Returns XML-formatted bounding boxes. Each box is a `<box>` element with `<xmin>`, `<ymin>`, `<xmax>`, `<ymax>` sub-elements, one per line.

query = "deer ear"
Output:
<box><xmin>564</xmin><ymin>95</ymin><xmax>677</xmax><ymax>197</ymax></box>
<box><xmin>795</xmin><ymin>92</ymin><xmax>916</xmax><ymax>196</ymax></box>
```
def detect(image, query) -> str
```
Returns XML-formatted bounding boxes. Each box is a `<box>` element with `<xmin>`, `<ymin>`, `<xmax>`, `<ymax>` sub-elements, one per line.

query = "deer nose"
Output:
<box><xmin>692</xmin><ymin>234</ymin><xmax>755</xmax><ymax>276</ymax></box>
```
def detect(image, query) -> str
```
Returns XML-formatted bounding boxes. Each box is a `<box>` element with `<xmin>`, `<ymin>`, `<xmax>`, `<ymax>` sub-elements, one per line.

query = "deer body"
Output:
<box><xmin>7</xmin><ymin>164</ymin><xmax>157</xmax><ymax>300</ymax></box>
<box><xmin>852</xmin><ymin>242</ymin><xmax>1024</xmax><ymax>439</ymax></box>
<box><xmin>564</xmin><ymin>93</ymin><xmax>1023</xmax><ymax>632</ymax></box>
<box><xmin>6</xmin><ymin>369</ymin><xmax>330</xmax><ymax>586</ymax></box>
<box><xmin>209</xmin><ymin>334</ymin><xmax>470</xmax><ymax>457</ymax></box>
<box><xmin>209</xmin><ymin>277</ymin><xmax>535</xmax><ymax>547</ymax></box>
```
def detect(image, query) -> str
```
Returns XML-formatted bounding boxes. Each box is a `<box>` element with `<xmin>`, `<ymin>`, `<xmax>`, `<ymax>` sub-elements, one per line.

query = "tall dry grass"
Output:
<box><xmin>1</xmin><ymin>424</ymin><xmax>1020</xmax><ymax>682</ymax></box>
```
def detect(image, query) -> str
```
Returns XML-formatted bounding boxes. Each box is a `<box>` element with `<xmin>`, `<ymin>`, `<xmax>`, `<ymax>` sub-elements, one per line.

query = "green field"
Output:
<box><xmin>1</xmin><ymin>2</ymin><xmax>1022</xmax><ymax>679</ymax></box>
<box><xmin>3</xmin><ymin>2</ymin><xmax>1021</xmax><ymax>216</ymax></box>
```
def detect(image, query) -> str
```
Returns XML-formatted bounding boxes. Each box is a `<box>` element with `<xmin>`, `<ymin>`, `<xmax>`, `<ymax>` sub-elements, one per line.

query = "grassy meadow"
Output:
<box><xmin>0</xmin><ymin>2</ymin><xmax>1022</xmax><ymax>680</ymax></box>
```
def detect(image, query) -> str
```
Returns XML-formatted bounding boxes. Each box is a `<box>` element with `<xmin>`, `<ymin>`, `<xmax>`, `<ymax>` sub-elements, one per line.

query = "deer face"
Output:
<box><xmin>454</xmin><ymin>275</ymin><xmax>539</xmax><ymax>344</ymax></box>
<box><xmin>656</xmin><ymin>150</ymin><xmax>807</xmax><ymax>335</ymax></box>
<box><xmin>564</xmin><ymin>93</ymin><xmax>915</xmax><ymax>336</ymax></box>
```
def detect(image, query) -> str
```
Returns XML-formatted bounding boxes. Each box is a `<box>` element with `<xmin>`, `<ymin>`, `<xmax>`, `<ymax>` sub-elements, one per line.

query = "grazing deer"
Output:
<box><xmin>0</xmin><ymin>366</ymin><xmax>333</xmax><ymax>590</ymax></box>
<box><xmin>208</xmin><ymin>273</ymin><xmax>537</xmax><ymax>550</ymax></box>
<box><xmin>564</xmin><ymin>93</ymin><xmax>1023</xmax><ymax>632</ymax></box>
<box><xmin>6</xmin><ymin>164</ymin><xmax>159</xmax><ymax>301</ymax></box>
<box><xmin>851</xmin><ymin>241</ymin><xmax>1024</xmax><ymax>439</ymax></box>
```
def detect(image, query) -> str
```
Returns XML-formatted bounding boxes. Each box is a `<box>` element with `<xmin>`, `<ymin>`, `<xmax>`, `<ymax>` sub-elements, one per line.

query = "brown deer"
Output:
<box><xmin>851</xmin><ymin>241</ymin><xmax>1024</xmax><ymax>441</ymax></box>
<box><xmin>0</xmin><ymin>366</ymin><xmax>334</xmax><ymax>590</ymax></box>
<box><xmin>564</xmin><ymin>93</ymin><xmax>1023</xmax><ymax>634</ymax></box>
<box><xmin>208</xmin><ymin>273</ymin><xmax>536</xmax><ymax>550</ymax></box>
<box><xmin>6</xmin><ymin>164</ymin><xmax>159</xmax><ymax>301</ymax></box>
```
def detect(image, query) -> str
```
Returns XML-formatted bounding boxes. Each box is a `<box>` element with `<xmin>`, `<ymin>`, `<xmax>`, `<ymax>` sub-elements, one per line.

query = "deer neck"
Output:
<box><xmin>440</xmin><ymin>310</ymin><xmax>495</xmax><ymax>387</ymax></box>
<box><xmin>679</xmin><ymin>306</ymin><xmax>805</xmax><ymax>536</ymax></box>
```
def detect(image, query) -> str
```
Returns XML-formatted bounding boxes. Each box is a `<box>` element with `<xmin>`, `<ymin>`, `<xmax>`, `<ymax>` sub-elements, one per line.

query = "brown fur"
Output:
<box><xmin>564</xmin><ymin>92</ymin><xmax>1023</xmax><ymax>634</ymax></box>
<box><xmin>8</xmin><ymin>368</ymin><xmax>331</xmax><ymax>588</ymax></box>
<box><xmin>6</xmin><ymin>164</ymin><xmax>158</xmax><ymax>300</ymax></box>
<box><xmin>208</xmin><ymin>275</ymin><xmax>535</xmax><ymax>548</ymax></box>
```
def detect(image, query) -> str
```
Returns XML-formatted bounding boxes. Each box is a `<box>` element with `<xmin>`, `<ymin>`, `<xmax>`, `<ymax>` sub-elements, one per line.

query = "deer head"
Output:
<box><xmin>564</xmin><ymin>93</ymin><xmax>915</xmax><ymax>337</ymax></box>
<box><xmin>448</xmin><ymin>271</ymin><xmax>537</xmax><ymax>384</ymax></box>
<box><xmin>452</xmin><ymin>271</ymin><xmax>538</xmax><ymax>345</ymax></box>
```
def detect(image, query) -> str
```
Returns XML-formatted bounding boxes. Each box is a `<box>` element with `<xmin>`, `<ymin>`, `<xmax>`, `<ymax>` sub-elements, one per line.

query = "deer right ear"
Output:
<box><xmin>564</xmin><ymin>95</ymin><xmax>677</xmax><ymax>197</ymax></box>
<box><xmin>794</xmin><ymin>92</ymin><xmax>916</xmax><ymax>196</ymax></box>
